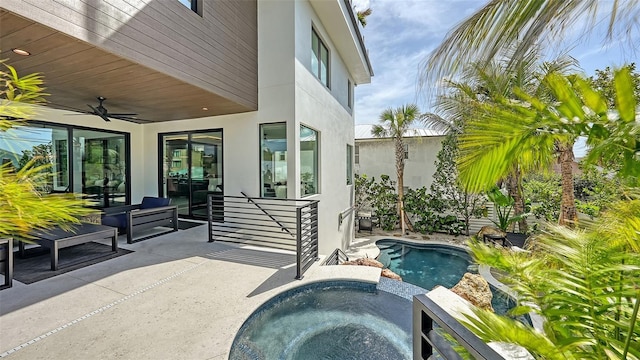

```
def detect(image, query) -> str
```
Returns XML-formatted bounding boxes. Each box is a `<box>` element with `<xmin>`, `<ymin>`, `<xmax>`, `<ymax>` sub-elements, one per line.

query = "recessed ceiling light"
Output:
<box><xmin>202</xmin><ymin>107</ymin><xmax>208</xmax><ymax>111</ymax></box>
<box><xmin>11</xmin><ymin>48</ymin><xmax>30</xmax><ymax>56</ymax></box>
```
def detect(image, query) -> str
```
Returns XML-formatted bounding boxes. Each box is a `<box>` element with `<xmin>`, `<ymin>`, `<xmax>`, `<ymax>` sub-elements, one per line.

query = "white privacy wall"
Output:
<box><xmin>355</xmin><ymin>136</ymin><xmax>445</xmax><ymax>191</ymax></box>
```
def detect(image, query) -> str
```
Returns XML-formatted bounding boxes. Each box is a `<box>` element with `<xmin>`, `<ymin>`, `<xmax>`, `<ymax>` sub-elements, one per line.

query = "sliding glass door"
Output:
<box><xmin>0</xmin><ymin>122</ymin><xmax>129</xmax><ymax>209</ymax></box>
<box><xmin>160</xmin><ymin>130</ymin><xmax>222</xmax><ymax>219</ymax></box>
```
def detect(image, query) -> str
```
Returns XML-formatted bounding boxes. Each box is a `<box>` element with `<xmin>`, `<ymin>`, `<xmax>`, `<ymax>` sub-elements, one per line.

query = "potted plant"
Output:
<box><xmin>486</xmin><ymin>187</ymin><xmax>529</xmax><ymax>246</ymax></box>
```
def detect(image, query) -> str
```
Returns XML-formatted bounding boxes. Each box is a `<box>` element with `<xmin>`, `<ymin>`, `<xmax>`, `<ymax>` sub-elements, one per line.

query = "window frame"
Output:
<box><xmin>346</xmin><ymin>144</ymin><xmax>353</xmax><ymax>185</ymax></box>
<box><xmin>300</xmin><ymin>124</ymin><xmax>319</xmax><ymax>197</ymax></box>
<box><xmin>259</xmin><ymin>122</ymin><xmax>287</xmax><ymax>198</ymax></box>
<box><xmin>347</xmin><ymin>79</ymin><xmax>353</xmax><ymax>109</ymax></box>
<box><xmin>311</xmin><ymin>28</ymin><xmax>330</xmax><ymax>88</ymax></box>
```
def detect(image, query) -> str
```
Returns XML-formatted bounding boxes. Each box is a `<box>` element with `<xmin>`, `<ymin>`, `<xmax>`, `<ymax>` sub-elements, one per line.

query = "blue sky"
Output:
<box><xmin>353</xmin><ymin>0</ymin><xmax>638</xmax><ymax>125</ymax></box>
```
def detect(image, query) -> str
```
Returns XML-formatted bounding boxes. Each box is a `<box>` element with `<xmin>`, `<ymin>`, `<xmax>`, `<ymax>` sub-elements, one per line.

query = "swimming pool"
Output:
<box><xmin>376</xmin><ymin>240</ymin><xmax>473</xmax><ymax>290</ymax></box>
<box><xmin>228</xmin><ymin>280</ymin><xmax>414</xmax><ymax>360</ymax></box>
<box><xmin>376</xmin><ymin>239</ymin><xmax>517</xmax><ymax>316</ymax></box>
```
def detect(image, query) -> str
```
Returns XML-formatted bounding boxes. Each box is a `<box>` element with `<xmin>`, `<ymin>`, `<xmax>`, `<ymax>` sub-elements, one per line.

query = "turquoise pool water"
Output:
<box><xmin>229</xmin><ymin>281</ymin><xmax>413</xmax><ymax>360</ymax></box>
<box><xmin>376</xmin><ymin>239</ymin><xmax>515</xmax><ymax>316</ymax></box>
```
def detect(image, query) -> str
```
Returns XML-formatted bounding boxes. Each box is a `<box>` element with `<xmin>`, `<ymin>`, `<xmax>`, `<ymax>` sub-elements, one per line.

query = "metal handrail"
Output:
<box><xmin>413</xmin><ymin>294</ymin><xmax>504</xmax><ymax>360</ymax></box>
<box><xmin>241</xmin><ymin>191</ymin><xmax>293</xmax><ymax>236</ymax></box>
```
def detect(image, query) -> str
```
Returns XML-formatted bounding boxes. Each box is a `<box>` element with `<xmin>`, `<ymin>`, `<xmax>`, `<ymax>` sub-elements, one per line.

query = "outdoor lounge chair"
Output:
<box><xmin>101</xmin><ymin>196</ymin><xmax>178</xmax><ymax>244</ymax></box>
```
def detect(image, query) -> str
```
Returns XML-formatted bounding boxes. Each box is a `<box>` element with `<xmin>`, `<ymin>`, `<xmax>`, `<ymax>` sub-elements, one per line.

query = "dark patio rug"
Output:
<box><xmin>7</xmin><ymin>242</ymin><xmax>133</xmax><ymax>284</ymax></box>
<box><xmin>178</xmin><ymin>220</ymin><xmax>206</xmax><ymax>230</ymax></box>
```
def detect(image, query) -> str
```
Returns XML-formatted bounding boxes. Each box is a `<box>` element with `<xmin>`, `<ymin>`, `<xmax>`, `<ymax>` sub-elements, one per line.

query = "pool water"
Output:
<box><xmin>376</xmin><ymin>239</ymin><xmax>516</xmax><ymax>317</ymax></box>
<box><xmin>229</xmin><ymin>281</ymin><xmax>413</xmax><ymax>360</ymax></box>
<box><xmin>377</xmin><ymin>240</ymin><xmax>472</xmax><ymax>290</ymax></box>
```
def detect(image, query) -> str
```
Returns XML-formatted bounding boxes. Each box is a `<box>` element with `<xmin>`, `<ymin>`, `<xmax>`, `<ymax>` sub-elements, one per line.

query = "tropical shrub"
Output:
<box><xmin>463</xmin><ymin>198</ymin><xmax>640</xmax><ymax>359</ymax></box>
<box><xmin>403</xmin><ymin>187</ymin><xmax>466</xmax><ymax>235</ymax></box>
<box><xmin>523</xmin><ymin>173</ymin><xmax>562</xmax><ymax>222</ymax></box>
<box><xmin>430</xmin><ymin>126</ymin><xmax>485</xmax><ymax>235</ymax></box>
<box><xmin>368</xmin><ymin>174</ymin><xmax>398</xmax><ymax>231</ymax></box>
<box><xmin>354</xmin><ymin>173</ymin><xmax>374</xmax><ymax>214</ymax></box>
<box><xmin>486</xmin><ymin>187</ymin><xmax>528</xmax><ymax>232</ymax></box>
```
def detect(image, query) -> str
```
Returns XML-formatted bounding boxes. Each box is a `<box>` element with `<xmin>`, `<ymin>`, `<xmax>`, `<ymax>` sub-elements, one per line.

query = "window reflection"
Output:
<box><xmin>0</xmin><ymin>124</ymin><xmax>69</xmax><ymax>193</ymax></box>
<box><xmin>73</xmin><ymin>129</ymin><xmax>127</xmax><ymax>208</ymax></box>
<box><xmin>300</xmin><ymin>125</ymin><xmax>318</xmax><ymax>197</ymax></box>
<box><xmin>0</xmin><ymin>123</ymin><xmax>129</xmax><ymax>209</ymax></box>
<box><xmin>261</xmin><ymin>123</ymin><xmax>287</xmax><ymax>198</ymax></box>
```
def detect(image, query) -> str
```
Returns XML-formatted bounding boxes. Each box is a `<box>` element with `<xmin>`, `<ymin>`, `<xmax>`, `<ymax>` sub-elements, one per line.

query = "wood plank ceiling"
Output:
<box><xmin>0</xmin><ymin>10</ymin><xmax>253</xmax><ymax>123</ymax></box>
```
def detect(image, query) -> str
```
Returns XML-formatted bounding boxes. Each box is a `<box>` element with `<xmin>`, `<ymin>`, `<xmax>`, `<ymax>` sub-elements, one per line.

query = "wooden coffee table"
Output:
<box><xmin>18</xmin><ymin>223</ymin><xmax>118</xmax><ymax>271</ymax></box>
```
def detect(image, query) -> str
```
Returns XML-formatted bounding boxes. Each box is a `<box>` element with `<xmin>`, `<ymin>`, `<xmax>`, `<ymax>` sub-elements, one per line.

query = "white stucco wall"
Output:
<box><xmin>355</xmin><ymin>136</ymin><xmax>445</xmax><ymax>191</ymax></box>
<box><xmin>293</xmin><ymin>0</ymin><xmax>357</xmax><ymax>254</ymax></box>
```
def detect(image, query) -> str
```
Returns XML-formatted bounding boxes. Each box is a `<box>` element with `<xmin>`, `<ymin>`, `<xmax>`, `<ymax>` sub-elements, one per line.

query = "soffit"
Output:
<box><xmin>309</xmin><ymin>0</ymin><xmax>373</xmax><ymax>85</ymax></box>
<box><xmin>0</xmin><ymin>10</ymin><xmax>253</xmax><ymax>123</ymax></box>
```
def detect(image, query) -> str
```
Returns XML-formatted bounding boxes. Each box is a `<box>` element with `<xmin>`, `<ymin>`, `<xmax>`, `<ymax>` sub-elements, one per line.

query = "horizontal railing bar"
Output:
<box><xmin>211</xmin><ymin>227</ymin><xmax>298</xmax><ymax>239</ymax></box>
<box><xmin>215</xmin><ymin>228</ymin><xmax>294</xmax><ymax>240</ymax></box>
<box><xmin>219</xmin><ymin>195</ymin><xmax>319</xmax><ymax>205</ymax></box>
<box><xmin>213</xmin><ymin>238</ymin><xmax>296</xmax><ymax>251</ymax></box>
<box><xmin>211</xmin><ymin>233</ymin><xmax>296</xmax><ymax>246</ymax></box>
<box><xmin>211</xmin><ymin>217</ymin><xmax>297</xmax><ymax>228</ymax></box>
<box><xmin>217</xmin><ymin>206</ymin><xmax>298</xmax><ymax>218</ymax></box>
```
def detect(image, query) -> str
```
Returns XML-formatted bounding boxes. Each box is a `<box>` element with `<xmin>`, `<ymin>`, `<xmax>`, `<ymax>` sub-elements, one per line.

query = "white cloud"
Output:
<box><xmin>354</xmin><ymin>0</ymin><xmax>484</xmax><ymax>124</ymax></box>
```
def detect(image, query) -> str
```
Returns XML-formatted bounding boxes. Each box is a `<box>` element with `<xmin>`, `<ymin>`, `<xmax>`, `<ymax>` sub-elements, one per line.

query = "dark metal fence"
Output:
<box><xmin>207</xmin><ymin>193</ymin><xmax>319</xmax><ymax>279</ymax></box>
<box><xmin>413</xmin><ymin>294</ymin><xmax>503</xmax><ymax>360</ymax></box>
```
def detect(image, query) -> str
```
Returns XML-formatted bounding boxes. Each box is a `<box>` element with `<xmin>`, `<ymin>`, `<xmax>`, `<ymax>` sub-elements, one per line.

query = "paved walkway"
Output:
<box><xmin>0</xmin><ymin>225</ymin><xmax>380</xmax><ymax>359</ymax></box>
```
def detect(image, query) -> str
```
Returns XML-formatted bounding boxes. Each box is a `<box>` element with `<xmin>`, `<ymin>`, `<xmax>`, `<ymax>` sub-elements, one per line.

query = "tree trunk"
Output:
<box><xmin>506</xmin><ymin>168</ymin><xmax>527</xmax><ymax>233</ymax></box>
<box><xmin>396</xmin><ymin>139</ymin><xmax>413</xmax><ymax>232</ymax></box>
<box><xmin>558</xmin><ymin>142</ymin><xmax>578</xmax><ymax>227</ymax></box>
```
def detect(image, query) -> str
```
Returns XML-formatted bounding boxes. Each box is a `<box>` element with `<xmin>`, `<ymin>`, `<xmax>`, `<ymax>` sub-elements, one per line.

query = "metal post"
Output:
<box><xmin>295</xmin><ymin>206</ymin><xmax>303</xmax><ymax>280</ymax></box>
<box><xmin>207</xmin><ymin>194</ymin><xmax>214</xmax><ymax>242</ymax></box>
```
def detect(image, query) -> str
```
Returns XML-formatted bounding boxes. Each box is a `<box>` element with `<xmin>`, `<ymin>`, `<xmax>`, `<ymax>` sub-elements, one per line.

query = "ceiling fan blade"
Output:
<box><xmin>109</xmin><ymin>113</ymin><xmax>137</xmax><ymax>116</ymax></box>
<box><xmin>87</xmin><ymin>104</ymin><xmax>110</xmax><ymax>122</ymax></box>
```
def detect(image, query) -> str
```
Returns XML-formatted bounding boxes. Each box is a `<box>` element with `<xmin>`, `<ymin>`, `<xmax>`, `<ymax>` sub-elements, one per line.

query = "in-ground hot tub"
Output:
<box><xmin>228</xmin><ymin>280</ymin><xmax>414</xmax><ymax>360</ymax></box>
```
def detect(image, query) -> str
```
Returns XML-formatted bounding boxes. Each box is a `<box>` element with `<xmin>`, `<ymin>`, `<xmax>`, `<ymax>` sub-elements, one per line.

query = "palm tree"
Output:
<box><xmin>356</xmin><ymin>8</ymin><xmax>372</xmax><ymax>27</ymax></box>
<box><xmin>457</xmin><ymin>68</ymin><xmax>639</xmax><ymax>226</ymax></box>
<box><xmin>422</xmin><ymin>0</ymin><xmax>640</xmax><ymax>86</ymax></box>
<box><xmin>372</xmin><ymin>104</ymin><xmax>420</xmax><ymax>232</ymax></box>
<box><xmin>435</xmin><ymin>54</ymin><xmax>579</xmax><ymax>228</ymax></box>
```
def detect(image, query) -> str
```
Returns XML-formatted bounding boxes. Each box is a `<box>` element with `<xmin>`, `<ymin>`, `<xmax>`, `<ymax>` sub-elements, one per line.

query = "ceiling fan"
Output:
<box><xmin>67</xmin><ymin>96</ymin><xmax>143</xmax><ymax>122</ymax></box>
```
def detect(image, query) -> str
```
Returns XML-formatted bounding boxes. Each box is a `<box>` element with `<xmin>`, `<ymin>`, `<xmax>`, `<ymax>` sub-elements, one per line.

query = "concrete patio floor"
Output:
<box><xmin>0</xmin><ymin>224</ymin><xmax>380</xmax><ymax>359</ymax></box>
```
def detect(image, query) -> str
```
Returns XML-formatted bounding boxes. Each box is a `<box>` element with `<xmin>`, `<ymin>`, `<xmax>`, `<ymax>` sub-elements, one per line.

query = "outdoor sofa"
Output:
<box><xmin>101</xmin><ymin>196</ymin><xmax>178</xmax><ymax>244</ymax></box>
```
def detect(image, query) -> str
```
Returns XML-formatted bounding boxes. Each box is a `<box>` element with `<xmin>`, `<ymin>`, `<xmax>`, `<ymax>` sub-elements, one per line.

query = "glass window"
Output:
<box><xmin>347</xmin><ymin>144</ymin><xmax>353</xmax><ymax>185</ymax></box>
<box><xmin>300</xmin><ymin>125</ymin><xmax>318</xmax><ymax>197</ymax></box>
<box><xmin>404</xmin><ymin>144</ymin><xmax>409</xmax><ymax>160</ymax></box>
<box><xmin>0</xmin><ymin>122</ymin><xmax>129</xmax><ymax>209</ymax></box>
<box><xmin>261</xmin><ymin>123</ymin><xmax>287</xmax><ymax>198</ymax></box>
<box><xmin>355</xmin><ymin>144</ymin><xmax>360</xmax><ymax>164</ymax></box>
<box><xmin>161</xmin><ymin>131</ymin><xmax>222</xmax><ymax>218</ymax></box>
<box><xmin>178</xmin><ymin>0</ymin><xmax>198</xmax><ymax>12</ymax></box>
<box><xmin>73</xmin><ymin>129</ymin><xmax>128</xmax><ymax>208</ymax></box>
<box><xmin>311</xmin><ymin>29</ymin><xmax>330</xmax><ymax>87</ymax></box>
<box><xmin>0</xmin><ymin>124</ymin><xmax>69</xmax><ymax>193</ymax></box>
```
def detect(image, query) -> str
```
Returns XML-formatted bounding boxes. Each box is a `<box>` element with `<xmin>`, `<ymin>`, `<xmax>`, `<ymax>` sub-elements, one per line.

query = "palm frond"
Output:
<box><xmin>420</xmin><ymin>0</ymin><xmax>640</xmax><ymax>91</ymax></box>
